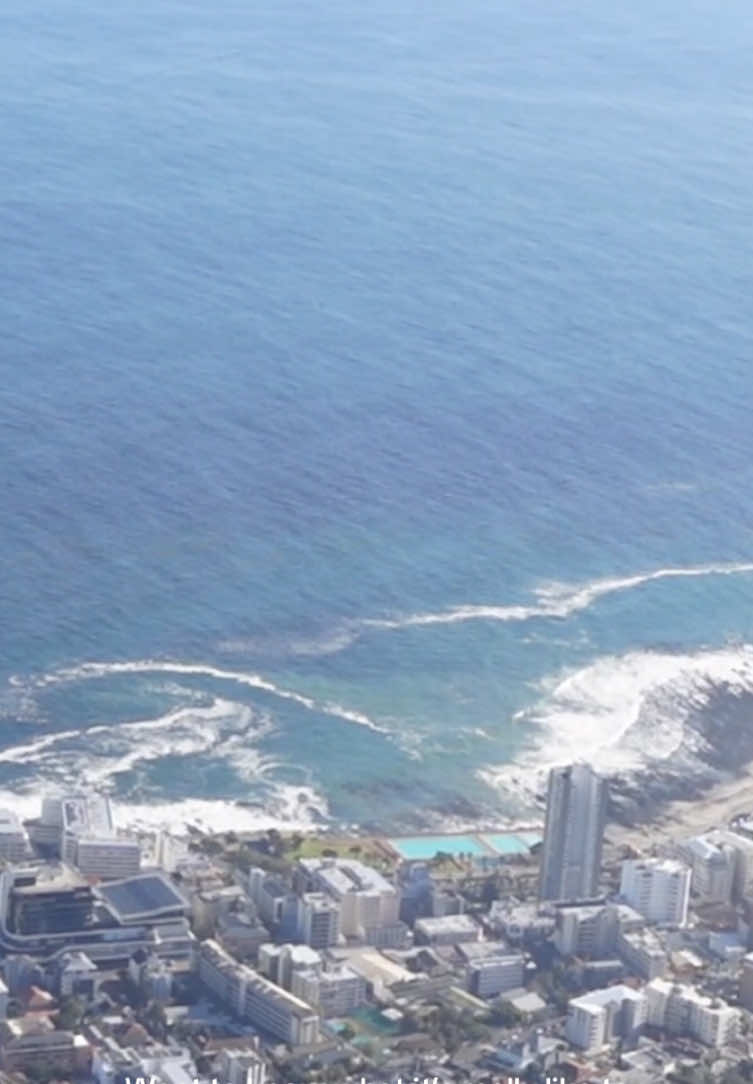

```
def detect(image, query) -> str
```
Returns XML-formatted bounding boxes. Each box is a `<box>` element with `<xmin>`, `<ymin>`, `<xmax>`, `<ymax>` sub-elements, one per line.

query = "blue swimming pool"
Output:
<box><xmin>480</xmin><ymin>833</ymin><xmax>532</xmax><ymax>855</ymax></box>
<box><xmin>390</xmin><ymin>834</ymin><xmax>487</xmax><ymax>859</ymax></box>
<box><xmin>514</xmin><ymin>832</ymin><xmax>543</xmax><ymax>847</ymax></box>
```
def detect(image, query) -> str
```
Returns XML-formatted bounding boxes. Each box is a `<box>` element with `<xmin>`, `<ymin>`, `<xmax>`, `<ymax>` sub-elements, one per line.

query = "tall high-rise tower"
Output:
<box><xmin>538</xmin><ymin>763</ymin><xmax>608</xmax><ymax>902</ymax></box>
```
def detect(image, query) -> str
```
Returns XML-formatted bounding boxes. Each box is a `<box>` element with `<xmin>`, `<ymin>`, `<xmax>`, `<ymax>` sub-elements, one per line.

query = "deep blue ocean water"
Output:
<box><xmin>2</xmin><ymin>0</ymin><xmax>753</xmax><ymax>832</ymax></box>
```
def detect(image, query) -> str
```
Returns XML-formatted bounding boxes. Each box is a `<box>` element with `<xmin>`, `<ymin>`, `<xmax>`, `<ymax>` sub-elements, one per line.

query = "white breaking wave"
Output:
<box><xmin>0</xmin><ymin>728</ymin><xmax>84</xmax><ymax>765</ymax></box>
<box><xmin>479</xmin><ymin>643</ymin><xmax>753</xmax><ymax>800</ymax></box>
<box><xmin>30</xmin><ymin>660</ymin><xmax>388</xmax><ymax>734</ymax></box>
<box><xmin>364</xmin><ymin>561</ymin><xmax>753</xmax><ymax>630</ymax></box>
<box><xmin>218</xmin><ymin>625</ymin><xmax>360</xmax><ymax>659</ymax></box>
<box><xmin>0</xmin><ymin>787</ymin><xmax>329</xmax><ymax>835</ymax></box>
<box><xmin>0</xmin><ymin>696</ymin><xmax>330</xmax><ymax>833</ymax></box>
<box><xmin>0</xmin><ymin>699</ymin><xmax>273</xmax><ymax>789</ymax></box>
<box><xmin>112</xmin><ymin>785</ymin><xmax>330</xmax><ymax>834</ymax></box>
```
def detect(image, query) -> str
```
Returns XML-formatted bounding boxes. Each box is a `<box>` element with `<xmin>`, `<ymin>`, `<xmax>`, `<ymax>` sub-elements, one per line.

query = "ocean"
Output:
<box><xmin>2</xmin><ymin>0</ymin><xmax>753</xmax><ymax>834</ymax></box>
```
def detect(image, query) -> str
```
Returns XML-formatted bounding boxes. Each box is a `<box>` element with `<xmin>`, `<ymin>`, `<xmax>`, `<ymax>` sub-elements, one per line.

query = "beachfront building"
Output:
<box><xmin>0</xmin><ymin>811</ymin><xmax>31</xmax><ymax>863</ymax></box>
<box><xmin>676</xmin><ymin>835</ymin><xmax>735</xmax><ymax>904</ymax></box>
<box><xmin>619</xmin><ymin>858</ymin><xmax>691</xmax><ymax>926</ymax></box>
<box><xmin>645</xmin><ymin>979</ymin><xmax>740</xmax><ymax>1047</ymax></box>
<box><xmin>706</xmin><ymin>829</ymin><xmax>753</xmax><ymax>901</ymax></box>
<box><xmin>538</xmin><ymin>764</ymin><xmax>608</xmax><ymax>902</ymax></box>
<box><xmin>30</xmin><ymin>795</ymin><xmax>140</xmax><ymax>880</ymax></box>
<box><xmin>295</xmin><ymin>858</ymin><xmax>405</xmax><ymax>947</ymax></box>
<box><xmin>565</xmin><ymin>985</ymin><xmax>646</xmax><ymax>1054</ymax></box>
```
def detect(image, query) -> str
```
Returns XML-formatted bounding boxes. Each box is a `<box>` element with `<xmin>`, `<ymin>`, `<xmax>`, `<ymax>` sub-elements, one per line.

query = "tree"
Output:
<box><xmin>200</xmin><ymin>835</ymin><xmax>223</xmax><ymax>856</ymax></box>
<box><xmin>487</xmin><ymin>997</ymin><xmax>523</xmax><ymax>1029</ymax></box>
<box><xmin>266</xmin><ymin>828</ymin><xmax>283</xmax><ymax>856</ymax></box>
<box><xmin>139</xmin><ymin>999</ymin><xmax>168</xmax><ymax>1040</ymax></box>
<box><xmin>25</xmin><ymin>1060</ymin><xmax>58</xmax><ymax>1084</ymax></box>
<box><xmin>56</xmin><ymin>995</ymin><xmax>85</xmax><ymax>1030</ymax></box>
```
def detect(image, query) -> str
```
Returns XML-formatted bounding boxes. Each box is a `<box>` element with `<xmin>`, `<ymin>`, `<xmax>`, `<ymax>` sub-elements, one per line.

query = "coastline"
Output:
<box><xmin>607</xmin><ymin>761</ymin><xmax>753</xmax><ymax>851</ymax></box>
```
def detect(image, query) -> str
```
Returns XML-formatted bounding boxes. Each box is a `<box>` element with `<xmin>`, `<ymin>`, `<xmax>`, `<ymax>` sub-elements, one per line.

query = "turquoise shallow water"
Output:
<box><xmin>481</xmin><ymin>834</ymin><xmax>535</xmax><ymax>857</ymax></box>
<box><xmin>1</xmin><ymin>0</ymin><xmax>753</xmax><ymax>832</ymax></box>
<box><xmin>390</xmin><ymin>836</ymin><xmax>488</xmax><ymax>860</ymax></box>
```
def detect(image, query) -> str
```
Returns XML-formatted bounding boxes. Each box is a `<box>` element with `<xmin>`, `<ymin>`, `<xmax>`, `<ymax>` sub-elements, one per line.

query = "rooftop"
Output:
<box><xmin>11</xmin><ymin>863</ymin><xmax>89</xmax><ymax>895</ymax></box>
<box><xmin>0</xmin><ymin>808</ymin><xmax>24</xmax><ymax>833</ymax></box>
<box><xmin>60</xmin><ymin>794</ymin><xmax>114</xmax><ymax>837</ymax></box>
<box><xmin>571</xmin><ymin>984</ymin><xmax>644</xmax><ymax>1010</ymax></box>
<box><xmin>267</xmin><ymin>944</ymin><xmax>321</xmax><ymax>968</ymax></box>
<box><xmin>620</xmin><ymin>928</ymin><xmax>666</xmax><ymax>956</ymax></box>
<box><xmin>343</xmin><ymin>948</ymin><xmax>415</xmax><ymax>987</ymax></box>
<box><xmin>507</xmin><ymin>990</ymin><xmax>547</xmax><ymax>1014</ymax></box>
<box><xmin>98</xmin><ymin>873</ymin><xmax>187</xmax><ymax>921</ymax></box>
<box><xmin>300</xmin><ymin>857</ymin><xmax>395</xmax><ymax>897</ymax></box>
<box><xmin>626</xmin><ymin>857</ymin><xmax>690</xmax><ymax>875</ymax></box>
<box><xmin>414</xmin><ymin>914</ymin><xmax>479</xmax><ymax>936</ymax></box>
<box><xmin>646</xmin><ymin>978</ymin><xmax>735</xmax><ymax>1012</ymax></box>
<box><xmin>682</xmin><ymin>835</ymin><xmax>731</xmax><ymax>862</ymax></box>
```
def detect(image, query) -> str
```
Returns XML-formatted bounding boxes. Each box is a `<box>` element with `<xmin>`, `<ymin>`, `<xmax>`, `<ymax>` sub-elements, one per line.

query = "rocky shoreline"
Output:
<box><xmin>607</xmin><ymin>678</ymin><xmax>753</xmax><ymax>828</ymax></box>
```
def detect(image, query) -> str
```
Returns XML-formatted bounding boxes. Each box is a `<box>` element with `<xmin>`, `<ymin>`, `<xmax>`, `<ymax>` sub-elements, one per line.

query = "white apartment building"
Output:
<box><xmin>554</xmin><ymin>904</ymin><xmax>611</xmax><ymax>957</ymax></box>
<box><xmin>242</xmin><ymin>972</ymin><xmax>319</xmax><ymax>1047</ymax></box>
<box><xmin>740</xmin><ymin>952</ymin><xmax>753</xmax><ymax>1012</ymax></box>
<box><xmin>554</xmin><ymin>901</ymin><xmax>643</xmax><ymax>959</ymax></box>
<box><xmin>215</xmin><ymin>1046</ymin><xmax>266</xmax><ymax>1084</ymax></box>
<box><xmin>258</xmin><ymin>943</ymin><xmax>321</xmax><ymax>989</ymax></box>
<box><xmin>467</xmin><ymin>954</ymin><xmax>524</xmax><ymax>999</ymax></box>
<box><xmin>620</xmin><ymin>858</ymin><xmax>691</xmax><ymax>926</ymax></box>
<box><xmin>295</xmin><ymin>892</ymin><xmax>340</xmax><ymax>949</ymax></box>
<box><xmin>565</xmin><ymin>985</ymin><xmax>646</xmax><ymax>1054</ymax></box>
<box><xmin>707</xmin><ymin>829</ymin><xmax>753</xmax><ymax>901</ymax></box>
<box><xmin>618</xmin><ymin>928</ymin><xmax>668</xmax><ymax>980</ymax></box>
<box><xmin>296</xmin><ymin>858</ymin><xmax>404</xmax><ymax>945</ymax></box>
<box><xmin>414</xmin><ymin>913</ymin><xmax>480</xmax><ymax>947</ymax></box>
<box><xmin>74</xmin><ymin>837</ymin><xmax>141</xmax><ymax>880</ymax></box>
<box><xmin>198</xmin><ymin>939</ymin><xmax>319</xmax><ymax>1046</ymax></box>
<box><xmin>0</xmin><ymin>810</ymin><xmax>31</xmax><ymax>863</ymax></box>
<box><xmin>291</xmin><ymin>964</ymin><xmax>366</xmax><ymax>1017</ymax></box>
<box><xmin>246</xmin><ymin>869</ymin><xmax>291</xmax><ymax>928</ymax></box>
<box><xmin>677</xmin><ymin>835</ymin><xmax>735</xmax><ymax>904</ymax></box>
<box><xmin>645</xmin><ymin>979</ymin><xmax>740</xmax><ymax>1048</ymax></box>
<box><xmin>36</xmin><ymin>794</ymin><xmax>140</xmax><ymax>880</ymax></box>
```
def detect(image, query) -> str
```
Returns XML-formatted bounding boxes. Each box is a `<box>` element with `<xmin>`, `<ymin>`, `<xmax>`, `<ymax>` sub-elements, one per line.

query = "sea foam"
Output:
<box><xmin>29</xmin><ymin>659</ymin><xmax>389</xmax><ymax>734</ymax></box>
<box><xmin>0</xmin><ymin>695</ymin><xmax>329</xmax><ymax>833</ymax></box>
<box><xmin>479</xmin><ymin>642</ymin><xmax>753</xmax><ymax>800</ymax></box>
<box><xmin>364</xmin><ymin>561</ymin><xmax>753</xmax><ymax>630</ymax></box>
